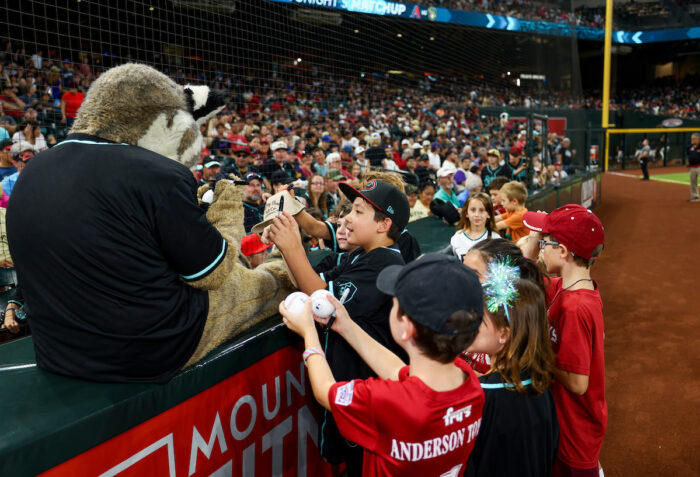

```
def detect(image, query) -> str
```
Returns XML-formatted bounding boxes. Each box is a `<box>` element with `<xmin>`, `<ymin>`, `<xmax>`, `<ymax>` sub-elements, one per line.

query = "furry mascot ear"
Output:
<box><xmin>183</xmin><ymin>85</ymin><xmax>227</xmax><ymax>125</ymax></box>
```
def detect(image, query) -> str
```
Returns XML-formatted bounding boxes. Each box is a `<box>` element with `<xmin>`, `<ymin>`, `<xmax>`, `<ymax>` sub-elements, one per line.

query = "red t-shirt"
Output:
<box><xmin>328</xmin><ymin>358</ymin><xmax>485</xmax><ymax>477</ymax></box>
<box><xmin>61</xmin><ymin>90</ymin><xmax>85</xmax><ymax>118</ymax></box>
<box><xmin>546</xmin><ymin>276</ymin><xmax>607</xmax><ymax>468</ymax></box>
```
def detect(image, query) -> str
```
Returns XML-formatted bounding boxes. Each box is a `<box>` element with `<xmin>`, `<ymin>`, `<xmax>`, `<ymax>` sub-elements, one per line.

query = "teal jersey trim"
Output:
<box><xmin>55</xmin><ymin>139</ymin><xmax>130</xmax><ymax>147</ymax></box>
<box><xmin>480</xmin><ymin>378</ymin><xmax>533</xmax><ymax>389</ymax></box>
<box><xmin>181</xmin><ymin>238</ymin><xmax>227</xmax><ymax>280</ymax></box>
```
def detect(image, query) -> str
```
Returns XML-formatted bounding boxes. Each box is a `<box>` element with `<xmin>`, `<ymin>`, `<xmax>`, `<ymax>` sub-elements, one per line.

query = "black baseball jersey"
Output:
<box><xmin>313</xmin><ymin>250</ymin><xmax>350</xmax><ymax>275</ymax></box>
<box><xmin>318</xmin><ymin>245</ymin><xmax>408</xmax><ymax>465</ymax></box>
<box><xmin>7</xmin><ymin>133</ymin><xmax>226</xmax><ymax>383</ymax></box>
<box><xmin>465</xmin><ymin>371</ymin><xmax>559</xmax><ymax>477</ymax></box>
<box><xmin>481</xmin><ymin>164</ymin><xmax>513</xmax><ymax>188</ymax></box>
<box><xmin>243</xmin><ymin>200</ymin><xmax>265</xmax><ymax>233</ymax></box>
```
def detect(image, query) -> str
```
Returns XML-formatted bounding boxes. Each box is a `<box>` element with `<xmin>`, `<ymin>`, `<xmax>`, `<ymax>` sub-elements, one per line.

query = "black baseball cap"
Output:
<box><xmin>244</xmin><ymin>172</ymin><xmax>263</xmax><ymax>183</ymax></box>
<box><xmin>270</xmin><ymin>170</ymin><xmax>293</xmax><ymax>185</ymax></box>
<box><xmin>376</xmin><ymin>254</ymin><xmax>483</xmax><ymax>335</ymax></box>
<box><xmin>339</xmin><ymin>180</ymin><xmax>410</xmax><ymax>230</ymax></box>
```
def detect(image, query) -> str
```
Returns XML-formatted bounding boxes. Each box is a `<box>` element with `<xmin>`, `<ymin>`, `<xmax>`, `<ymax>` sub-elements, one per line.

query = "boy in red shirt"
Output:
<box><xmin>521</xmin><ymin>205</ymin><xmax>606</xmax><ymax>477</ymax></box>
<box><xmin>279</xmin><ymin>254</ymin><xmax>485</xmax><ymax>476</ymax></box>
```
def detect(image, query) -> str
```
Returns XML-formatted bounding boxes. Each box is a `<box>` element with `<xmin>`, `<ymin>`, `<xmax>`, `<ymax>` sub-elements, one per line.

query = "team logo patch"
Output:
<box><xmin>386</xmin><ymin>205</ymin><xmax>395</xmax><ymax>214</ymax></box>
<box><xmin>337</xmin><ymin>282</ymin><xmax>358</xmax><ymax>303</ymax></box>
<box><xmin>362</xmin><ymin>181</ymin><xmax>377</xmax><ymax>192</ymax></box>
<box><xmin>335</xmin><ymin>381</ymin><xmax>354</xmax><ymax>406</ymax></box>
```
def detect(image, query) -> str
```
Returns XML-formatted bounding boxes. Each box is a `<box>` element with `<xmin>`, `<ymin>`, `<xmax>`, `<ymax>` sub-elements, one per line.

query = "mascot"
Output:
<box><xmin>6</xmin><ymin>64</ymin><xmax>295</xmax><ymax>383</ymax></box>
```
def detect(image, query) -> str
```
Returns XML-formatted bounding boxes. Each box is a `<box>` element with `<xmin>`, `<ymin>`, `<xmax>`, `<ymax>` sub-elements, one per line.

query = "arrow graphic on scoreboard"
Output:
<box><xmin>486</xmin><ymin>14</ymin><xmax>495</xmax><ymax>28</ymax></box>
<box><xmin>631</xmin><ymin>31</ymin><xmax>642</xmax><ymax>44</ymax></box>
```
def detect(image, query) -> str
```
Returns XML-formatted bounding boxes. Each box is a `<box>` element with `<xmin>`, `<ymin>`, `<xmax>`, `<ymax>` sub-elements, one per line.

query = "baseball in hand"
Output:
<box><xmin>284</xmin><ymin>292</ymin><xmax>309</xmax><ymax>314</ymax></box>
<box><xmin>310</xmin><ymin>290</ymin><xmax>335</xmax><ymax>318</ymax></box>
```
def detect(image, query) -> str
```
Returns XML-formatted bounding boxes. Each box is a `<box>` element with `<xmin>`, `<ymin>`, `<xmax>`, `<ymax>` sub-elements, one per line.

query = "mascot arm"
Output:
<box><xmin>155</xmin><ymin>177</ymin><xmax>229</xmax><ymax>286</ymax></box>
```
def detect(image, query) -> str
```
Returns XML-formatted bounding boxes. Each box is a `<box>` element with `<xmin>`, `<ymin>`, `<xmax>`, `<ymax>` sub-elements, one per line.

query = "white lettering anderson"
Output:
<box><xmin>390</xmin><ymin>428</ymin><xmax>466</xmax><ymax>462</ymax></box>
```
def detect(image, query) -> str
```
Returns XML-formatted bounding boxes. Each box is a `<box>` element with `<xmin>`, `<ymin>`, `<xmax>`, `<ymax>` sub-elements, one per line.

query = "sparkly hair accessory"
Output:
<box><xmin>483</xmin><ymin>259</ymin><xmax>520</xmax><ymax>323</ymax></box>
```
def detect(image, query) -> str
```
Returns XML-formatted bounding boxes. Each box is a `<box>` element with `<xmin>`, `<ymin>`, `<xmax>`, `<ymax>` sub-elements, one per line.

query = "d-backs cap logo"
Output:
<box><xmin>362</xmin><ymin>181</ymin><xmax>377</xmax><ymax>192</ymax></box>
<box><xmin>387</xmin><ymin>205</ymin><xmax>395</xmax><ymax>214</ymax></box>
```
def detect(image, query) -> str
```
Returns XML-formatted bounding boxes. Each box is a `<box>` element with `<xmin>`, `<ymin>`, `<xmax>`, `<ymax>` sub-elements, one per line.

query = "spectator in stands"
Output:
<box><xmin>481</xmin><ymin>149</ymin><xmax>512</xmax><ymax>188</ymax></box>
<box><xmin>555</xmin><ymin>137</ymin><xmax>574</xmax><ymax>172</ymax></box>
<box><xmin>270</xmin><ymin>170</ymin><xmax>294</xmax><ymax>195</ymax></box>
<box><xmin>0</xmin><ymin>80</ymin><xmax>25</xmax><ymax>120</ymax></box>
<box><xmin>487</xmin><ymin>176</ymin><xmax>509</xmax><ymax>215</ymax></box>
<box><xmin>60</xmin><ymin>80</ymin><xmax>84</xmax><ymax>127</ymax></box>
<box><xmin>507</xmin><ymin>146</ymin><xmax>528</xmax><ymax>183</ymax></box>
<box><xmin>409</xmin><ymin>181</ymin><xmax>435</xmax><ymax>222</ymax></box>
<box><xmin>495</xmin><ymin>181</ymin><xmax>529</xmax><ymax>242</ymax></box>
<box><xmin>242</xmin><ymin>172</ymin><xmax>266</xmax><ymax>234</ymax></box>
<box><xmin>12</xmin><ymin>119</ymin><xmax>47</xmax><ymax>153</ymax></box>
<box><xmin>306</xmin><ymin>173</ymin><xmax>331</xmax><ymax>218</ymax></box>
<box><xmin>415</xmin><ymin>154</ymin><xmax>436</xmax><ymax>185</ymax></box>
<box><xmin>365</xmin><ymin>135</ymin><xmax>386</xmax><ymax>168</ymax></box>
<box><xmin>2</xmin><ymin>147</ymin><xmax>34</xmax><ymax>197</ymax></box>
<box><xmin>200</xmin><ymin>156</ymin><xmax>221</xmax><ymax>185</ymax></box>
<box><xmin>262</xmin><ymin>140</ymin><xmax>295</xmax><ymax>181</ymax></box>
<box><xmin>312</xmin><ymin>147</ymin><xmax>328</xmax><ymax>177</ymax></box>
<box><xmin>435</xmin><ymin>167</ymin><xmax>461</xmax><ymax>208</ymax></box>
<box><xmin>325</xmin><ymin>169</ymin><xmax>344</xmax><ymax>211</ymax></box>
<box><xmin>0</xmin><ymin>139</ymin><xmax>16</xmax><ymax>181</ymax></box>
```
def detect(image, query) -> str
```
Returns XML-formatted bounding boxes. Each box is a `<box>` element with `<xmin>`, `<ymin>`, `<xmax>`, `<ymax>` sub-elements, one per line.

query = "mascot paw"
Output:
<box><xmin>206</xmin><ymin>178</ymin><xmax>246</xmax><ymax>245</ymax></box>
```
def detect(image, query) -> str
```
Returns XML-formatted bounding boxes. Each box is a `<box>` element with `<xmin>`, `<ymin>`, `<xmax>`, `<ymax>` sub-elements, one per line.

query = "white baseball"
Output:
<box><xmin>284</xmin><ymin>292</ymin><xmax>309</xmax><ymax>314</ymax></box>
<box><xmin>202</xmin><ymin>189</ymin><xmax>215</xmax><ymax>204</ymax></box>
<box><xmin>310</xmin><ymin>290</ymin><xmax>335</xmax><ymax>318</ymax></box>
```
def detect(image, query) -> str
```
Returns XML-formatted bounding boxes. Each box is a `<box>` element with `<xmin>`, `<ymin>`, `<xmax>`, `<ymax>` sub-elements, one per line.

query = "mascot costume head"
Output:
<box><xmin>71</xmin><ymin>63</ymin><xmax>222</xmax><ymax>167</ymax></box>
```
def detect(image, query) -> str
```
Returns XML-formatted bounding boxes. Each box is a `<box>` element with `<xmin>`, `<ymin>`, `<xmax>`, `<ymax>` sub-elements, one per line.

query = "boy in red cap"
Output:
<box><xmin>240</xmin><ymin>233</ymin><xmax>272</xmax><ymax>269</ymax></box>
<box><xmin>521</xmin><ymin>205</ymin><xmax>606</xmax><ymax>477</ymax></box>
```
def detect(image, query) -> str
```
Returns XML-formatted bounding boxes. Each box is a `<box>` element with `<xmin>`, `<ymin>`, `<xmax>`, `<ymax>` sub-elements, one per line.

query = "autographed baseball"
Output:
<box><xmin>284</xmin><ymin>292</ymin><xmax>309</xmax><ymax>314</ymax></box>
<box><xmin>310</xmin><ymin>290</ymin><xmax>335</xmax><ymax>318</ymax></box>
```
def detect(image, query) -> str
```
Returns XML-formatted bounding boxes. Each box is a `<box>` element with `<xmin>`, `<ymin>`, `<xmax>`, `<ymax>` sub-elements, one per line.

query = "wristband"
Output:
<box><xmin>302</xmin><ymin>347</ymin><xmax>325</xmax><ymax>367</ymax></box>
<box><xmin>5</xmin><ymin>306</ymin><xmax>18</xmax><ymax>314</ymax></box>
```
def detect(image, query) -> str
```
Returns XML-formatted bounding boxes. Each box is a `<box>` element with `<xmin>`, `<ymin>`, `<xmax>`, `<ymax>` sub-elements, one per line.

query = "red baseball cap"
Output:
<box><xmin>509</xmin><ymin>146</ymin><xmax>522</xmax><ymax>156</ymax></box>
<box><xmin>241</xmin><ymin>233</ymin><xmax>272</xmax><ymax>257</ymax></box>
<box><xmin>523</xmin><ymin>204</ymin><xmax>604</xmax><ymax>260</ymax></box>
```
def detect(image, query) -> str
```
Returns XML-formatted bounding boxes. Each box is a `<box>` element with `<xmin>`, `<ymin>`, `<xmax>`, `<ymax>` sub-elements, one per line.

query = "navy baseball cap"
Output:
<box><xmin>339</xmin><ymin>180</ymin><xmax>410</xmax><ymax>230</ymax></box>
<box><xmin>376</xmin><ymin>254</ymin><xmax>483</xmax><ymax>335</ymax></box>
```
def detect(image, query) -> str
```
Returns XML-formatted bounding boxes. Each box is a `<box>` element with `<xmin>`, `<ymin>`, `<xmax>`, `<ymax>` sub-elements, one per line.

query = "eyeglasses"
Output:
<box><xmin>538</xmin><ymin>239</ymin><xmax>560</xmax><ymax>250</ymax></box>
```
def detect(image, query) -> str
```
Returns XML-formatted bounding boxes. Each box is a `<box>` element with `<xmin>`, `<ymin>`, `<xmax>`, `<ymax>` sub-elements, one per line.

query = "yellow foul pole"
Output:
<box><xmin>602</xmin><ymin>0</ymin><xmax>614</xmax><ymax>170</ymax></box>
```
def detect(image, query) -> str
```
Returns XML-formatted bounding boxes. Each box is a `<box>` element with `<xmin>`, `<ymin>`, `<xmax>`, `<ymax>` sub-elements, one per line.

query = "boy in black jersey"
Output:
<box><xmin>269</xmin><ymin>180</ymin><xmax>410</xmax><ymax>476</ymax></box>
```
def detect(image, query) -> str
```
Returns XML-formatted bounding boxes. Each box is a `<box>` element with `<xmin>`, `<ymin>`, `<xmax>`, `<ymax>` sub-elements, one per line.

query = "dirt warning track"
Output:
<box><xmin>595</xmin><ymin>167</ymin><xmax>700</xmax><ymax>476</ymax></box>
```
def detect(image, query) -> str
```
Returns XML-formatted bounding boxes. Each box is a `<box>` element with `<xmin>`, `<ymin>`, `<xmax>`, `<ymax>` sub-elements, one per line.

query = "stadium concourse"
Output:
<box><xmin>595</xmin><ymin>167</ymin><xmax>700</xmax><ymax>476</ymax></box>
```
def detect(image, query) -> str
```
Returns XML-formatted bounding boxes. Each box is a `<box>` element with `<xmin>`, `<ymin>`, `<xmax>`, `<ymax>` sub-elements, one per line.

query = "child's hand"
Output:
<box><xmin>279</xmin><ymin>297</ymin><xmax>316</xmax><ymax>338</ymax></box>
<box><xmin>269</xmin><ymin>211</ymin><xmax>302</xmax><ymax>253</ymax></box>
<box><xmin>321</xmin><ymin>294</ymin><xmax>352</xmax><ymax>335</ymax></box>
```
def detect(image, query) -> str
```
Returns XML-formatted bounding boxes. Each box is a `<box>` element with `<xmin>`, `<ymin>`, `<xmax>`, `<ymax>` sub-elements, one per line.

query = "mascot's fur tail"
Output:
<box><xmin>184</xmin><ymin>179</ymin><xmax>295</xmax><ymax>366</ymax></box>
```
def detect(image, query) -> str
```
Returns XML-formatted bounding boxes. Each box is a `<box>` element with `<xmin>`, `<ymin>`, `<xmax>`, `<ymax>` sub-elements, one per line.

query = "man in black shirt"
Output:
<box><xmin>242</xmin><ymin>172</ymin><xmax>266</xmax><ymax>233</ymax></box>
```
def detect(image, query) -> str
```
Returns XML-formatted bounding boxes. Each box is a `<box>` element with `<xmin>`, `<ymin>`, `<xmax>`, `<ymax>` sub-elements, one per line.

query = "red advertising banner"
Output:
<box><xmin>41</xmin><ymin>346</ymin><xmax>341</xmax><ymax>477</ymax></box>
<box><xmin>509</xmin><ymin>117</ymin><xmax>568</xmax><ymax>137</ymax></box>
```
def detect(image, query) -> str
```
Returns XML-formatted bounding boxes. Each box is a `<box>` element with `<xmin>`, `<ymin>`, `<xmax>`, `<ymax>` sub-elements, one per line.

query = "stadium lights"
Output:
<box><xmin>354</xmin><ymin>29</ymin><xmax>359</xmax><ymax>33</ymax></box>
<box><xmin>430</xmin><ymin>36</ymin><xmax>435</xmax><ymax>41</ymax></box>
<box><xmin>297</xmin><ymin>58</ymin><xmax>302</xmax><ymax>63</ymax></box>
<box><xmin>397</xmin><ymin>33</ymin><xmax>402</xmax><ymax>38</ymax></box>
<box><xmin>149</xmin><ymin>6</ymin><xmax>155</xmax><ymax>11</ymax></box>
